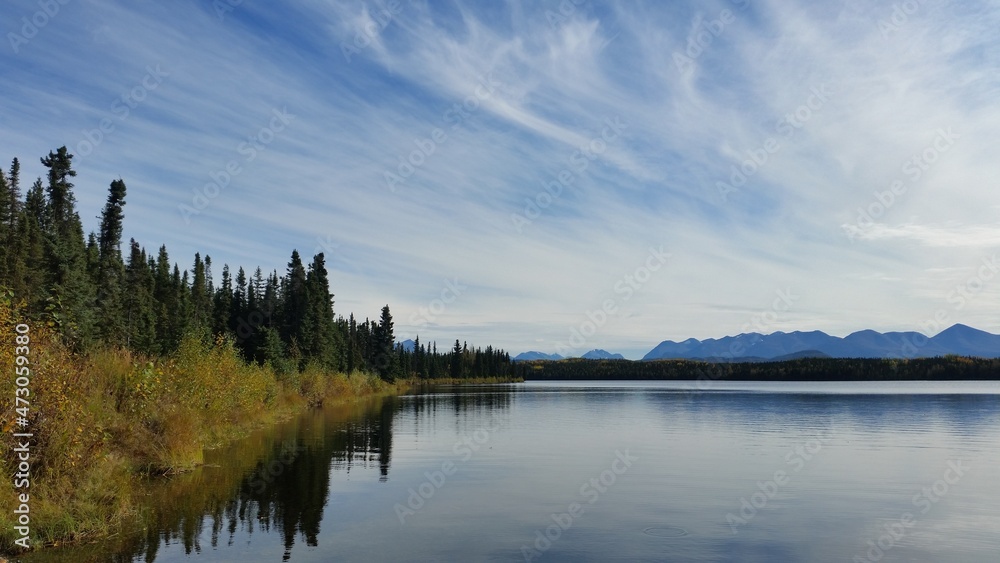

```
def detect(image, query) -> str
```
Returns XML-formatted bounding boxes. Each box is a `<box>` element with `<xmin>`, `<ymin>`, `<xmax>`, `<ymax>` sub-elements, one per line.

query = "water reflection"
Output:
<box><xmin>18</xmin><ymin>388</ymin><xmax>518</xmax><ymax>563</ymax></box>
<box><xmin>15</xmin><ymin>381</ymin><xmax>1000</xmax><ymax>563</ymax></box>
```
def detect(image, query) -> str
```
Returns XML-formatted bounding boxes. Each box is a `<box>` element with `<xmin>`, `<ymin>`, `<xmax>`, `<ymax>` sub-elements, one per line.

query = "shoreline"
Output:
<box><xmin>0</xmin><ymin>305</ymin><xmax>520</xmax><ymax>556</ymax></box>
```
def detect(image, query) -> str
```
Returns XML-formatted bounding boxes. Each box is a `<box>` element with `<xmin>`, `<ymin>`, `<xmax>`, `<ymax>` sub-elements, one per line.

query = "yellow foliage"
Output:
<box><xmin>0</xmin><ymin>293</ymin><xmax>400</xmax><ymax>554</ymax></box>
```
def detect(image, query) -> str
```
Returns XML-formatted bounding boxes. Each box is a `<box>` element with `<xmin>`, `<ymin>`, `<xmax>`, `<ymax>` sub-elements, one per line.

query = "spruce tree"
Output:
<box><xmin>281</xmin><ymin>250</ymin><xmax>308</xmax><ymax>351</ymax></box>
<box><xmin>6</xmin><ymin>158</ymin><xmax>20</xmax><ymax>229</ymax></box>
<box><xmin>152</xmin><ymin>245</ymin><xmax>176</xmax><ymax>351</ymax></box>
<box><xmin>303</xmin><ymin>253</ymin><xmax>338</xmax><ymax>368</ymax></box>
<box><xmin>0</xmin><ymin>167</ymin><xmax>10</xmax><ymax>282</ymax></box>
<box><xmin>95</xmin><ymin>179</ymin><xmax>127</xmax><ymax>344</ymax></box>
<box><xmin>450</xmin><ymin>339</ymin><xmax>463</xmax><ymax>379</ymax></box>
<box><xmin>212</xmin><ymin>264</ymin><xmax>233</xmax><ymax>337</ymax></box>
<box><xmin>347</xmin><ymin>313</ymin><xmax>359</xmax><ymax>373</ymax></box>
<box><xmin>85</xmin><ymin>232</ymin><xmax>100</xmax><ymax>282</ymax></box>
<box><xmin>233</xmin><ymin>266</ymin><xmax>247</xmax><ymax>333</ymax></box>
<box><xmin>189</xmin><ymin>253</ymin><xmax>212</xmax><ymax>331</ymax></box>
<box><xmin>0</xmin><ymin>159</ymin><xmax>21</xmax><ymax>284</ymax></box>
<box><xmin>40</xmin><ymin>147</ymin><xmax>94</xmax><ymax>344</ymax></box>
<box><xmin>11</xmin><ymin>180</ymin><xmax>46</xmax><ymax>308</ymax></box>
<box><xmin>123</xmin><ymin>239</ymin><xmax>156</xmax><ymax>352</ymax></box>
<box><xmin>374</xmin><ymin>305</ymin><xmax>396</xmax><ymax>381</ymax></box>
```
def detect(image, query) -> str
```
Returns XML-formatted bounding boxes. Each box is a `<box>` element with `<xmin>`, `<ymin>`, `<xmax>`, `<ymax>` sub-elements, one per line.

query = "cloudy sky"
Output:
<box><xmin>2</xmin><ymin>0</ymin><xmax>999</xmax><ymax>358</ymax></box>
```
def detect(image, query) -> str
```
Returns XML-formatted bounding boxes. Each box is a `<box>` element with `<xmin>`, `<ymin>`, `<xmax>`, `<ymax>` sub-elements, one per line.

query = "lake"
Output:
<box><xmin>22</xmin><ymin>380</ymin><xmax>1000</xmax><ymax>562</ymax></box>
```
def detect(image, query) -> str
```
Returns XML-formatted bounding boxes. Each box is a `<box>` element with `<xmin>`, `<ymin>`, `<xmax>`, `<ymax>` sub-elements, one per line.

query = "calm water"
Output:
<box><xmin>22</xmin><ymin>381</ymin><xmax>1000</xmax><ymax>562</ymax></box>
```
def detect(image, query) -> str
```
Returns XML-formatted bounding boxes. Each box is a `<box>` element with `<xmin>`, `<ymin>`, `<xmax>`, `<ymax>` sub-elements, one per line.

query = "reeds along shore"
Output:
<box><xmin>1</xmin><ymin>296</ymin><xmax>515</xmax><ymax>554</ymax></box>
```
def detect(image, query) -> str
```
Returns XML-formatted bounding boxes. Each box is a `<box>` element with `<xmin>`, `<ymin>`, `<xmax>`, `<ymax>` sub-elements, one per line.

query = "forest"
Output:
<box><xmin>0</xmin><ymin>146</ymin><xmax>517</xmax><ymax>382</ymax></box>
<box><xmin>0</xmin><ymin>147</ymin><xmax>517</xmax><ymax>553</ymax></box>
<box><xmin>519</xmin><ymin>356</ymin><xmax>1000</xmax><ymax>381</ymax></box>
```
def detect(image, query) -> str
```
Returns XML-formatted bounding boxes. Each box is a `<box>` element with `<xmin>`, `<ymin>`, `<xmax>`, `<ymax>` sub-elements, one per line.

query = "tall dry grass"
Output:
<box><xmin>0</xmin><ymin>295</ymin><xmax>396</xmax><ymax>554</ymax></box>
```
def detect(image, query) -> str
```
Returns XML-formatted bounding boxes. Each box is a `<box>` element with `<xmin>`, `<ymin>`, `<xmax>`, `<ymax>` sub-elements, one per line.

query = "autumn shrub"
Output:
<box><xmin>0</xmin><ymin>294</ymin><xmax>141</xmax><ymax>549</ymax></box>
<box><xmin>0</xmin><ymin>297</ymin><xmax>395</xmax><ymax>553</ymax></box>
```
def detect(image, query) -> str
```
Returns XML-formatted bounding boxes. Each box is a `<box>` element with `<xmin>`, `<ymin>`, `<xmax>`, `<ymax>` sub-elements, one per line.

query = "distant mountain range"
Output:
<box><xmin>400</xmin><ymin>341</ymin><xmax>624</xmax><ymax>361</ymax></box>
<box><xmin>513</xmin><ymin>349</ymin><xmax>627</xmax><ymax>361</ymax></box>
<box><xmin>513</xmin><ymin>351</ymin><xmax>565</xmax><ymax>361</ymax></box>
<box><xmin>511</xmin><ymin>324</ymin><xmax>1000</xmax><ymax>362</ymax></box>
<box><xmin>581</xmin><ymin>349</ymin><xmax>625</xmax><ymax>360</ymax></box>
<box><xmin>643</xmin><ymin>324</ymin><xmax>1000</xmax><ymax>361</ymax></box>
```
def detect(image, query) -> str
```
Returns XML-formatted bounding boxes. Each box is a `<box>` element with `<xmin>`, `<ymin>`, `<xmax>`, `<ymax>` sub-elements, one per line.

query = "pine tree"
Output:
<box><xmin>237</xmin><ymin>267</ymin><xmax>266</xmax><ymax>360</ymax></box>
<box><xmin>258</xmin><ymin>327</ymin><xmax>287</xmax><ymax>373</ymax></box>
<box><xmin>233</xmin><ymin>266</ymin><xmax>247</xmax><ymax>333</ymax></box>
<box><xmin>374</xmin><ymin>305</ymin><xmax>396</xmax><ymax>381</ymax></box>
<box><xmin>189</xmin><ymin>252</ymin><xmax>211</xmax><ymax>331</ymax></box>
<box><xmin>85</xmin><ymin>232</ymin><xmax>100</xmax><ymax>282</ymax></box>
<box><xmin>173</xmin><ymin>266</ymin><xmax>191</xmax><ymax>346</ymax></box>
<box><xmin>6</xmin><ymin>158</ymin><xmax>20</xmax><ymax>230</ymax></box>
<box><xmin>123</xmin><ymin>239</ymin><xmax>156</xmax><ymax>352</ymax></box>
<box><xmin>280</xmin><ymin>250</ymin><xmax>308</xmax><ymax>353</ymax></box>
<box><xmin>302</xmin><ymin>253</ymin><xmax>339</xmax><ymax>368</ymax></box>
<box><xmin>40</xmin><ymin>147</ymin><xmax>94</xmax><ymax>344</ymax></box>
<box><xmin>450</xmin><ymin>339</ymin><xmax>463</xmax><ymax>379</ymax></box>
<box><xmin>0</xmin><ymin>158</ymin><xmax>21</xmax><ymax>284</ymax></box>
<box><xmin>347</xmin><ymin>313</ymin><xmax>359</xmax><ymax>373</ymax></box>
<box><xmin>152</xmin><ymin>245</ymin><xmax>177</xmax><ymax>352</ymax></box>
<box><xmin>10</xmin><ymin>179</ymin><xmax>46</xmax><ymax>307</ymax></box>
<box><xmin>212</xmin><ymin>264</ymin><xmax>233</xmax><ymax>336</ymax></box>
<box><xmin>0</xmin><ymin>167</ymin><xmax>10</xmax><ymax>282</ymax></box>
<box><xmin>95</xmin><ymin>179</ymin><xmax>127</xmax><ymax>344</ymax></box>
<box><xmin>252</xmin><ymin>270</ymin><xmax>281</xmax><ymax>364</ymax></box>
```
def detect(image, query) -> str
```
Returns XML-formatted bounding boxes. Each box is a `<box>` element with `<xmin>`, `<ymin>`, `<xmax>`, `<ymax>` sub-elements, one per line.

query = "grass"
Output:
<box><xmin>0</xmin><ymin>301</ymin><xmax>425</xmax><ymax>556</ymax></box>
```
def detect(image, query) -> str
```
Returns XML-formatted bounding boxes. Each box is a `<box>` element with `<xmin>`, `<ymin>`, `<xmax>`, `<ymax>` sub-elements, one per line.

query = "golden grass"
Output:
<box><xmin>0</xmin><ymin>300</ymin><xmax>382</xmax><ymax>555</ymax></box>
<box><xmin>0</xmin><ymin>296</ymin><xmax>516</xmax><ymax>555</ymax></box>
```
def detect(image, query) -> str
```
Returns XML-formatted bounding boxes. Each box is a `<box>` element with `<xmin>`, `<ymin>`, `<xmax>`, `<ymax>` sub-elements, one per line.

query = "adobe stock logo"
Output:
<box><xmin>341</xmin><ymin>0</ymin><xmax>404</xmax><ymax>63</ymax></box>
<box><xmin>7</xmin><ymin>0</ymin><xmax>72</xmax><ymax>54</ymax></box>
<box><xmin>409</xmin><ymin>278</ymin><xmax>467</xmax><ymax>326</ymax></box>
<box><xmin>672</xmin><ymin>0</ymin><xmax>750</xmax><ymax>74</ymax></box>
<box><xmin>842</xmin><ymin>128</ymin><xmax>959</xmax><ymax>242</ymax></box>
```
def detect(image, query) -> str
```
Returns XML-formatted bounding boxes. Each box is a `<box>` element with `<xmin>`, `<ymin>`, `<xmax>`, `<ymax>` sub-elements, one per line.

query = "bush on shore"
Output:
<box><xmin>0</xmin><ymin>297</ymin><xmax>396</xmax><ymax>553</ymax></box>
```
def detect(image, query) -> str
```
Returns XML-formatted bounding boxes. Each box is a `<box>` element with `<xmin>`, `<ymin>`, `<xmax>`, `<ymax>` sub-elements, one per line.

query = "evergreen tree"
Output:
<box><xmin>189</xmin><ymin>252</ymin><xmax>212</xmax><ymax>330</ymax></box>
<box><xmin>374</xmin><ymin>305</ymin><xmax>396</xmax><ymax>381</ymax></box>
<box><xmin>85</xmin><ymin>232</ymin><xmax>100</xmax><ymax>282</ymax></box>
<box><xmin>233</xmin><ymin>266</ymin><xmax>247</xmax><ymax>333</ymax></box>
<box><xmin>0</xmin><ymin>158</ymin><xmax>21</xmax><ymax>284</ymax></box>
<box><xmin>175</xmin><ymin>266</ymin><xmax>192</xmax><ymax>343</ymax></box>
<box><xmin>252</xmin><ymin>270</ymin><xmax>281</xmax><ymax>364</ymax></box>
<box><xmin>347</xmin><ymin>313</ymin><xmax>359</xmax><ymax>373</ymax></box>
<box><xmin>10</xmin><ymin>179</ymin><xmax>46</xmax><ymax>307</ymax></box>
<box><xmin>263</xmin><ymin>271</ymin><xmax>280</xmax><ymax>327</ymax></box>
<box><xmin>237</xmin><ymin>266</ymin><xmax>266</xmax><ymax>360</ymax></box>
<box><xmin>414</xmin><ymin>335</ymin><xmax>424</xmax><ymax>378</ymax></box>
<box><xmin>152</xmin><ymin>245</ymin><xmax>178</xmax><ymax>351</ymax></box>
<box><xmin>212</xmin><ymin>264</ymin><xmax>233</xmax><ymax>336</ymax></box>
<box><xmin>95</xmin><ymin>179</ymin><xmax>128</xmax><ymax>344</ymax></box>
<box><xmin>280</xmin><ymin>250</ymin><xmax>308</xmax><ymax>353</ymax></box>
<box><xmin>258</xmin><ymin>327</ymin><xmax>287</xmax><ymax>373</ymax></box>
<box><xmin>123</xmin><ymin>239</ymin><xmax>156</xmax><ymax>352</ymax></box>
<box><xmin>302</xmin><ymin>253</ymin><xmax>339</xmax><ymax>368</ymax></box>
<box><xmin>0</xmin><ymin>167</ymin><xmax>10</xmax><ymax>281</ymax></box>
<box><xmin>450</xmin><ymin>339</ymin><xmax>463</xmax><ymax>379</ymax></box>
<box><xmin>40</xmin><ymin>147</ymin><xmax>94</xmax><ymax>344</ymax></box>
<box><xmin>8</xmin><ymin>158</ymin><xmax>20</xmax><ymax>205</ymax></box>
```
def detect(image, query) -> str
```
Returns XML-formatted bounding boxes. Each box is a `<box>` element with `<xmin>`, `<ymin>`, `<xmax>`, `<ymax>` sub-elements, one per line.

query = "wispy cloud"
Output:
<box><xmin>852</xmin><ymin>223</ymin><xmax>1000</xmax><ymax>247</ymax></box>
<box><xmin>2</xmin><ymin>0</ymin><xmax>999</xmax><ymax>357</ymax></box>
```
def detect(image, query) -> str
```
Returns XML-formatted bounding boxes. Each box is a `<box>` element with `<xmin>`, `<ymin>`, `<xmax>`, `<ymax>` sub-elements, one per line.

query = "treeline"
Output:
<box><xmin>0</xmin><ymin>146</ymin><xmax>515</xmax><ymax>381</ymax></box>
<box><xmin>520</xmin><ymin>356</ymin><xmax>1000</xmax><ymax>381</ymax></box>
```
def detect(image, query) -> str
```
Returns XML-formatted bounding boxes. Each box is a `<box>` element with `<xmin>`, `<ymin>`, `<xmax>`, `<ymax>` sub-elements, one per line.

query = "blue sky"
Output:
<box><xmin>2</xmin><ymin>0</ymin><xmax>999</xmax><ymax>359</ymax></box>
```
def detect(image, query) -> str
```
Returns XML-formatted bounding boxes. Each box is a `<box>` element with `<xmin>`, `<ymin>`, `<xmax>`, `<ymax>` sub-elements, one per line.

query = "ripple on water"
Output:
<box><xmin>642</xmin><ymin>526</ymin><xmax>689</xmax><ymax>538</ymax></box>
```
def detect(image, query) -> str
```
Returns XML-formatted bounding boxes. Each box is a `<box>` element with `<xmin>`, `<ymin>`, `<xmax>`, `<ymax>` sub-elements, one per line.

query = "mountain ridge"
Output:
<box><xmin>642</xmin><ymin>324</ymin><xmax>1000</xmax><ymax>361</ymax></box>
